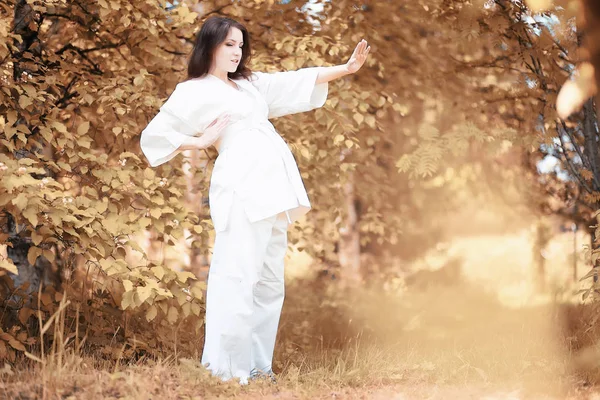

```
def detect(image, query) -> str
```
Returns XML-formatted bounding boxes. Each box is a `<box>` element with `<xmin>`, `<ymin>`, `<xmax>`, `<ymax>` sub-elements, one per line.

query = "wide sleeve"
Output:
<box><xmin>139</xmin><ymin>105</ymin><xmax>196</xmax><ymax>167</ymax></box>
<box><xmin>250</xmin><ymin>67</ymin><xmax>329</xmax><ymax>119</ymax></box>
<box><xmin>140</xmin><ymin>80</ymin><xmax>227</xmax><ymax>167</ymax></box>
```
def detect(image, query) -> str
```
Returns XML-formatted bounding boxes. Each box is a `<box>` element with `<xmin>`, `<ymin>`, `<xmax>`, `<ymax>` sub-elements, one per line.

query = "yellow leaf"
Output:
<box><xmin>121</xmin><ymin>290</ymin><xmax>134</xmax><ymax>310</ymax></box>
<box><xmin>79</xmin><ymin>137</ymin><xmax>92</xmax><ymax>149</ymax></box>
<box><xmin>31</xmin><ymin>231</ymin><xmax>43</xmax><ymax>246</ymax></box>
<box><xmin>133</xmin><ymin>291</ymin><xmax>143</xmax><ymax>307</ymax></box>
<box><xmin>51</xmin><ymin>121</ymin><xmax>67</xmax><ymax>134</ymax></box>
<box><xmin>176</xmin><ymin>4</ymin><xmax>189</xmax><ymax>17</ymax></box>
<box><xmin>0</xmin><ymin>260</ymin><xmax>17</xmax><ymax>275</ymax></box>
<box><xmin>11</xmin><ymin>193</ymin><xmax>28</xmax><ymax>211</ymax></box>
<box><xmin>144</xmin><ymin>168</ymin><xmax>155</xmax><ymax>180</ymax></box>
<box><xmin>42</xmin><ymin>249</ymin><xmax>55</xmax><ymax>263</ymax></box>
<box><xmin>8</xmin><ymin>338</ymin><xmax>25</xmax><ymax>352</ymax></box>
<box><xmin>122</xmin><ymin>279</ymin><xmax>133</xmax><ymax>292</ymax></box>
<box><xmin>162</xmin><ymin>269</ymin><xmax>175</xmax><ymax>284</ymax></box>
<box><xmin>138</xmin><ymin>217</ymin><xmax>152</xmax><ymax>228</ymax></box>
<box><xmin>57</xmin><ymin>162</ymin><xmax>71</xmax><ymax>172</ymax></box>
<box><xmin>365</xmin><ymin>115</ymin><xmax>376</xmax><ymax>129</ymax></box>
<box><xmin>137</xmin><ymin>286</ymin><xmax>153</xmax><ymax>303</ymax></box>
<box><xmin>104</xmin><ymin>217</ymin><xmax>120</xmax><ymax>236</ymax></box>
<box><xmin>184</xmin><ymin>11</ymin><xmax>198</xmax><ymax>24</ymax></box>
<box><xmin>175</xmin><ymin>289</ymin><xmax>187</xmax><ymax>306</ymax></box>
<box><xmin>182</xmin><ymin>302</ymin><xmax>191</xmax><ymax>318</ymax></box>
<box><xmin>146</xmin><ymin>305</ymin><xmax>157</xmax><ymax>322</ymax></box>
<box><xmin>126</xmin><ymin>240</ymin><xmax>144</xmax><ymax>254</ymax></box>
<box><xmin>177</xmin><ymin>271</ymin><xmax>197</xmax><ymax>283</ymax></box>
<box><xmin>281</xmin><ymin>58</ymin><xmax>296</xmax><ymax>70</ymax></box>
<box><xmin>77</xmin><ymin>121</ymin><xmax>90</xmax><ymax>135</ymax></box>
<box><xmin>99</xmin><ymin>258</ymin><xmax>112</xmax><ymax>271</ymax></box>
<box><xmin>19</xmin><ymin>96</ymin><xmax>32</xmax><ymax>109</ymax></box>
<box><xmin>23</xmin><ymin>207</ymin><xmax>38</xmax><ymax>227</ymax></box>
<box><xmin>95</xmin><ymin>201</ymin><xmax>108</xmax><ymax>214</ymax></box>
<box><xmin>334</xmin><ymin>134</ymin><xmax>345</xmax><ymax>145</ymax></box>
<box><xmin>27</xmin><ymin>247</ymin><xmax>42</xmax><ymax>265</ymax></box>
<box><xmin>151</xmin><ymin>266</ymin><xmax>165</xmax><ymax>280</ymax></box>
<box><xmin>190</xmin><ymin>284</ymin><xmax>204</xmax><ymax>300</ymax></box>
<box><xmin>191</xmin><ymin>302</ymin><xmax>201</xmax><ymax>316</ymax></box>
<box><xmin>353</xmin><ymin>113</ymin><xmax>364</xmax><ymax>125</ymax></box>
<box><xmin>193</xmin><ymin>225</ymin><xmax>203</xmax><ymax>234</ymax></box>
<box><xmin>42</xmin><ymin>249</ymin><xmax>55</xmax><ymax>262</ymax></box>
<box><xmin>152</xmin><ymin>195</ymin><xmax>164</xmax><ymax>206</ymax></box>
<box><xmin>167</xmin><ymin>306</ymin><xmax>178</xmax><ymax>324</ymax></box>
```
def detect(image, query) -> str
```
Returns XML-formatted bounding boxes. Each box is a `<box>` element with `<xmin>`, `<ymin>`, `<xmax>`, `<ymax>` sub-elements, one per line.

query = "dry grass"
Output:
<box><xmin>4</xmin><ymin>221</ymin><xmax>600</xmax><ymax>399</ymax></box>
<box><xmin>0</xmin><ymin>278</ymin><xmax>597</xmax><ymax>400</ymax></box>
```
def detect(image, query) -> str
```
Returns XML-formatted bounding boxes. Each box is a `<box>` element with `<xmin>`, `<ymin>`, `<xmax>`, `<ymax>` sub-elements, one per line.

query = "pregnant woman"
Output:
<box><xmin>140</xmin><ymin>16</ymin><xmax>369</xmax><ymax>384</ymax></box>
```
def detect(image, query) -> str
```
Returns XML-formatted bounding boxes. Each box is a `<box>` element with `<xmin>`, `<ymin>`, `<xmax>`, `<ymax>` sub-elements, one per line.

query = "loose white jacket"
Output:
<box><xmin>140</xmin><ymin>67</ymin><xmax>329</xmax><ymax>232</ymax></box>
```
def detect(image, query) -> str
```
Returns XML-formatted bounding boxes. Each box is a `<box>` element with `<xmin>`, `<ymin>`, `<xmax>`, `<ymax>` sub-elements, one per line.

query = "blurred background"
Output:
<box><xmin>2</xmin><ymin>0</ymin><xmax>600</xmax><ymax>398</ymax></box>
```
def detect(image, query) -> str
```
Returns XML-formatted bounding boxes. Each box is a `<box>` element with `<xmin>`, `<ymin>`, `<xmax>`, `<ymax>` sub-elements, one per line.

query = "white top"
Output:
<box><xmin>140</xmin><ymin>67</ymin><xmax>329</xmax><ymax>232</ymax></box>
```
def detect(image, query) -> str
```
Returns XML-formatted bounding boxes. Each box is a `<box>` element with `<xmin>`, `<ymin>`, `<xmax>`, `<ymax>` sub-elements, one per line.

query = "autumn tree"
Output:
<box><xmin>3</xmin><ymin>0</ymin><xmax>579</xmax><ymax>362</ymax></box>
<box><xmin>0</xmin><ymin>0</ymin><xmax>213</xmax><ymax>360</ymax></box>
<box><xmin>0</xmin><ymin>0</ymin><xmax>417</xmax><ymax>359</ymax></box>
<box><xmin>395</xmin><ymin>0</ymin><xmax>600</xmax><ymax>293</ymax></box>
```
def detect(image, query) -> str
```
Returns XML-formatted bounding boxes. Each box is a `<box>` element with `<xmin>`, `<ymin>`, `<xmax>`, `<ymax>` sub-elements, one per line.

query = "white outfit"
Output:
<box><xmin>139</xmin><ymin>67</ymin><xmax>329</xmax><ymax>383</ymax></box>
<box><xmin>201</xmin><ymin>194</ymin><xmax>288</xmax><ymax>383</ymax></box>
<box><xmin>140</xmin><ymin>67</ymin><xmax>329</xmax><ymax>232</ymax></box>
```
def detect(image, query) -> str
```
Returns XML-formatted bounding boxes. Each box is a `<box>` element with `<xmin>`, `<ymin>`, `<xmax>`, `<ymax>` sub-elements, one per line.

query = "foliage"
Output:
<box><xmin>0</xmin><ymin>0</ymin><xmax>214</xmax><ymax>361</ymax></box>
<box><xmin>0</xmin><ymin>0</ymin><xmax>410</xmax><ymax>360</ymax></box>
<box><xmin>3</xmin><ymin>0</ymin><xmax>598</xmax><ymax>363</ymax></box>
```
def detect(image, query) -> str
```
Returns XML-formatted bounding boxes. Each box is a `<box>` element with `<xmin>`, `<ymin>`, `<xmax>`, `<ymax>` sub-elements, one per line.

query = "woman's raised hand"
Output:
<box><xmin>345</xmin><ymin>39</ymin><xmax>371</xmax><ymax>74</ymax></box>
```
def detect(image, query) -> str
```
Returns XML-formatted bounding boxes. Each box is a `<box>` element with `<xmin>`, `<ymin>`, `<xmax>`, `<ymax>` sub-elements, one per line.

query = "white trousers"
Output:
<box><xmin>201</xmin><ymin>194</ymin><xmax>289</xmax><ymax>384</ymax></box>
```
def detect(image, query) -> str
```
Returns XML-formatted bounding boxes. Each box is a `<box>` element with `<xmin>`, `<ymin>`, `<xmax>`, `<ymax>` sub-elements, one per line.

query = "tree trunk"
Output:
<box><xmin>591</xmin><ymin>220</ymin><xmax>600</xmax><ymax>286</ymax></box>
<box><xmin>2</xmin><ymin>0</ymin><xmax>56</xmax><ymax>305</ymax></box>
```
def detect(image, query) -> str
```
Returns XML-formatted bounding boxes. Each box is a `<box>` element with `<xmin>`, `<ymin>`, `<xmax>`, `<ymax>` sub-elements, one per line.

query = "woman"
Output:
<box><xmin>140</xmin><ymin>16</ymin><xmax>370</xmax><ymax>384</ymax></box>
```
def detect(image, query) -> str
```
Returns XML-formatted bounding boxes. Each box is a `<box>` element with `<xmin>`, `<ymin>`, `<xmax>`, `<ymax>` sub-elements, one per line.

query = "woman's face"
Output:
<box><xmin>211</xmin><ymin>27</ymin><xmax>243</xmax><ymax>75</ymax></box>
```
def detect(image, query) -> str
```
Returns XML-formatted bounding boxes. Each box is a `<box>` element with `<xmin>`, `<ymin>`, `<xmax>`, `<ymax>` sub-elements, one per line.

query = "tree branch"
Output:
<box><xmin>556</xmin><ymin>123</ymin><xmax>594</xmax><ymax>193</ymax></box>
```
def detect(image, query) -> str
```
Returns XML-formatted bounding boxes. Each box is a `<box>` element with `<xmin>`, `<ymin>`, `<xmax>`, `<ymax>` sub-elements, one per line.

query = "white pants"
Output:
<box><xmin>201</xmin><ymin>194</ymin><xmax>289</xmax><ymax>384</ymax></box>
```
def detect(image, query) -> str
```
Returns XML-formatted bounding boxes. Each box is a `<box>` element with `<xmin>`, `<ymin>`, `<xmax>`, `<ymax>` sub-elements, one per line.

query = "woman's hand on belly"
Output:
<box><xmin>179</xmin><ymin>114</ymin><xmax>230</xmax><ymax>151</ymax></box>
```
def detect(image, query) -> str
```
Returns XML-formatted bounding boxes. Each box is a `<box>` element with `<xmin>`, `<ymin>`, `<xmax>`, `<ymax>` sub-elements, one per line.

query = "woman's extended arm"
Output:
<box><xmin>315</xmin><ymin>39</ymin><xmax>371</xmax><ymax>84</ymax></box>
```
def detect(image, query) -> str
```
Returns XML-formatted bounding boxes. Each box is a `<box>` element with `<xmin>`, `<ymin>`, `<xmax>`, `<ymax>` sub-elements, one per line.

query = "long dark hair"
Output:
<box><xmin>187</xmin><ymin>16</ymin><xmax>252</xmax><ymax>81</ymax></box>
